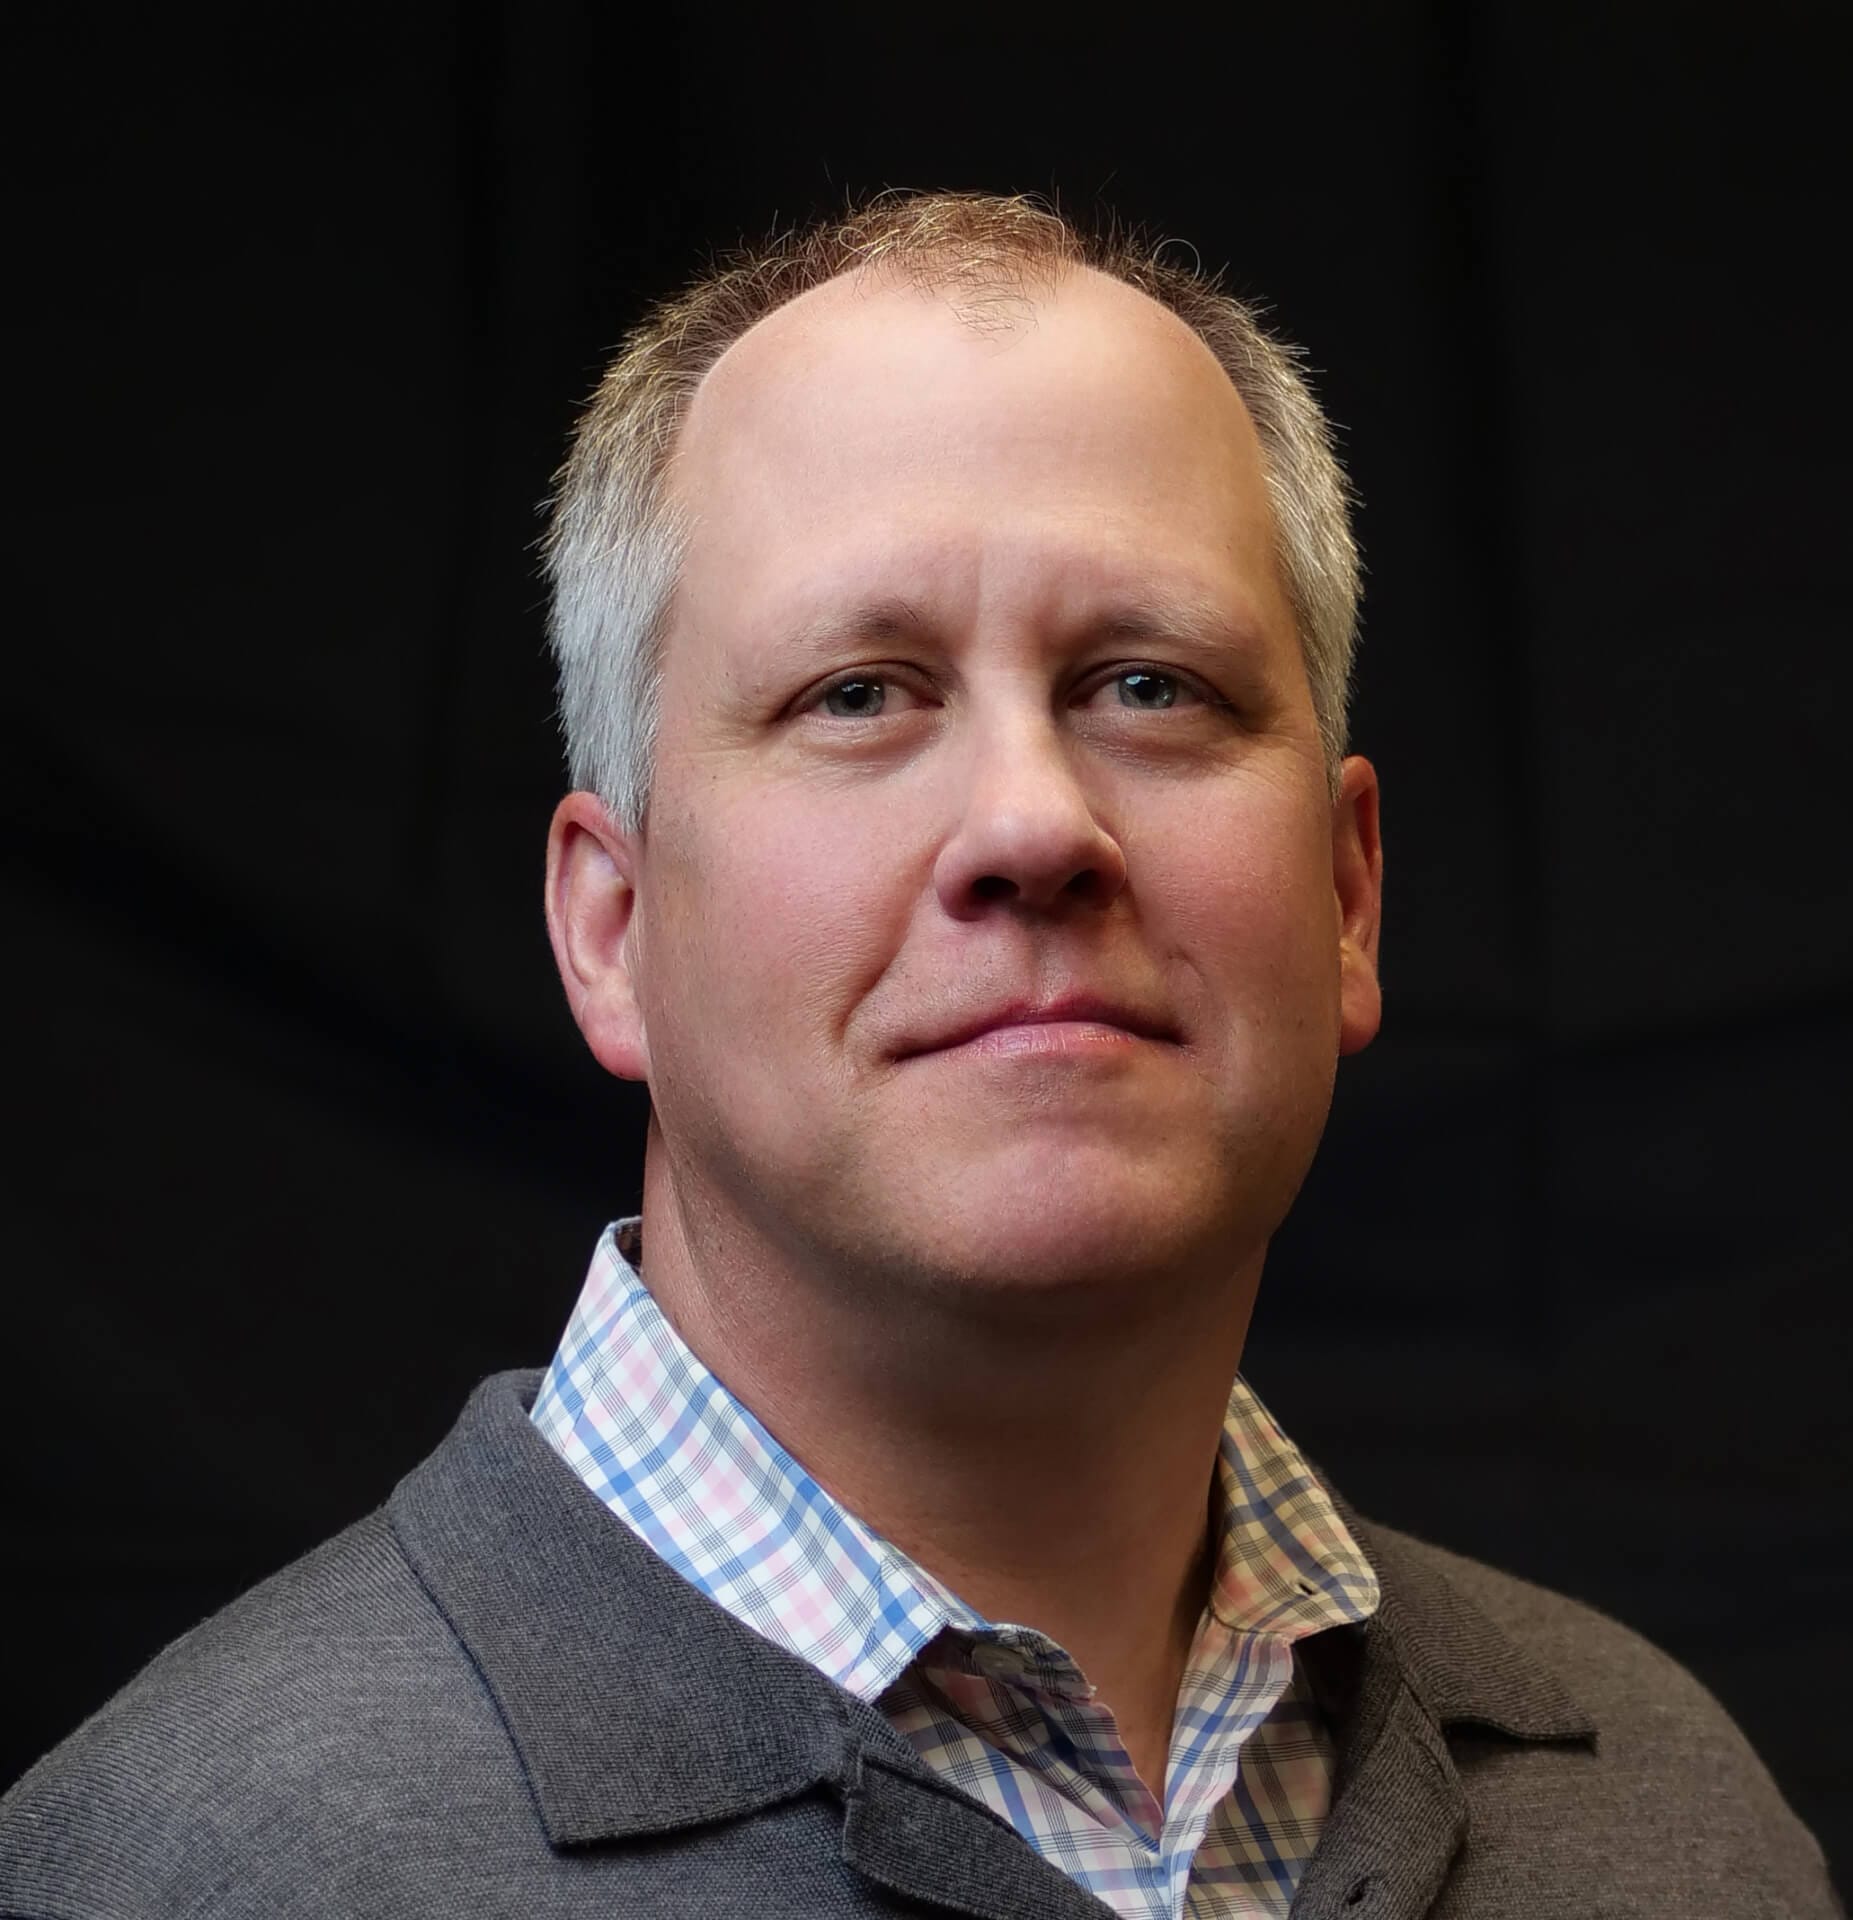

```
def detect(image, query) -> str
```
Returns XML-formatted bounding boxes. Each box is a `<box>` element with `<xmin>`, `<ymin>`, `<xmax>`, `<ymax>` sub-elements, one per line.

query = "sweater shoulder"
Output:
<box><xmin>1365</xmin><ymin>1522</ymin><xmax>1844</xmax><ymax>1918</ymax></box>
<box><xmin>1374</xmin><ymin>1521</ymin><xmax>1747</xmax><ymax>1723</ymax></box>
<box><xmin>0</xmin><ymin>1510</ymin><xmax>525</xmax><ymax>1919</ymax></box>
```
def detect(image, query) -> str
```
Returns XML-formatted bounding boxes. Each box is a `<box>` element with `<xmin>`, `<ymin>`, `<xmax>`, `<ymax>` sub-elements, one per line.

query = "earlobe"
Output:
<box><xmin>1332</xmin><ymin>755</ymin><xmax>1384</xmax><ymax>1058</ymax></box>
<box><xmin>544</xmin><ymin>792</ymin><xmax>652</xmax><ymax>1083</ymax></box>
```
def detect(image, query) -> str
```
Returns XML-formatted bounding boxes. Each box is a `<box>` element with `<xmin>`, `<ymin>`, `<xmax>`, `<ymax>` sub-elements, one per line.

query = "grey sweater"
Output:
<box><xmin>0</xmin><ymin>1372</ymin><xmax>1839</xmax><ymax>1919</ymax></box>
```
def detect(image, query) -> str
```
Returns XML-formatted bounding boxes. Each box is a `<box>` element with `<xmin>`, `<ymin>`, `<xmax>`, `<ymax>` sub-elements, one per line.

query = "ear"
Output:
<box><xmin>545</xmin><ymin>791</ymin><xmax>651</xmax><ymax>1083</ymax></box>
<box><xmin>1332</xmin><ymin>754</ymin><xmax>1383</xmax><ymax>1057</ymax></box>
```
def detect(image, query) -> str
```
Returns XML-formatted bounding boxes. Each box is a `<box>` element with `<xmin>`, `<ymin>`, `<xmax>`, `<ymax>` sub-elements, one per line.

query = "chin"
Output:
<box><xmin>865</xmin><ymin>1161</ymin><xmax>1251</xmax><ymax>1309</ymax></box>
<box><xmin>766</xmin><ymin>1104</ymin><xmax>1316</xmax><ymax>1316</ymax></box>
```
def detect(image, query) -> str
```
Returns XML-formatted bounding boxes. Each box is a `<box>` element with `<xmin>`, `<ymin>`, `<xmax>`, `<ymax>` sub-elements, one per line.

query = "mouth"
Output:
<box><xmin>897</xmin><ymin>996</ymin><xmax>1180</xmax><ymax>1061</ymax></box>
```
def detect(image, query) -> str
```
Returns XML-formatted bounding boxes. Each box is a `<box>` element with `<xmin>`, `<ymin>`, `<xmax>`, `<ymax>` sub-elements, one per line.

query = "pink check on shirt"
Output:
<box><xmin>531</xmin><ymin>1222</ymin><xmax>1380</xmax><ymax>1920</ymax></box>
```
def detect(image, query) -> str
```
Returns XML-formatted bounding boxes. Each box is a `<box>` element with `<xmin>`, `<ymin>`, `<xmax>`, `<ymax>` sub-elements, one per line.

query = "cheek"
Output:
<box><xmin>1145</xmin><ymin>793</ymin><xmax>1340</xmax><ymax>1017</ymax></box>
<box><xmin>641</xmin><ymin>789</ymin><xmax>909</xmax><ymax>1064</ymax></box>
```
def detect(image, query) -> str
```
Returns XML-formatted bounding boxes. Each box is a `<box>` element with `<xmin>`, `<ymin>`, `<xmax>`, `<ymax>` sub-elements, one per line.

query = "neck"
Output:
<box><xmin>634</xmin><ymin>1149</ymin><xmax>1265</xmax><ymax>1797</ymax></box>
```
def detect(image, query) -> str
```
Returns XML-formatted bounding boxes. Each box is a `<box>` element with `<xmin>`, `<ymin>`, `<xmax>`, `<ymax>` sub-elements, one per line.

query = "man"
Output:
<box><xmin>0</xmin><ymin>191</ymin><xmax>1838</xmax><ymax>1919</ymax></box>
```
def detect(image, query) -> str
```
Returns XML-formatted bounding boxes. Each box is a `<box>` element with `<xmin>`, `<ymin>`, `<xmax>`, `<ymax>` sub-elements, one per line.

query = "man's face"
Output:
<box><xmin>559</xmin><ymin>266</ymin><xmax>1381</xmax><ymax>1306</ymax></box>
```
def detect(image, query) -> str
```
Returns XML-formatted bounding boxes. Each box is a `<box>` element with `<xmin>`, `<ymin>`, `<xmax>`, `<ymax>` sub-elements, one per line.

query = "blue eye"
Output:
<box><xmin>820</xmin><ymin>677</ymin><xmax>888</xmax><ymax>718</ymax></box>
<box><xmin>1115</xmin><ymin>670</ymin><xmax>1182</xmax><ymax>709</ymax></box>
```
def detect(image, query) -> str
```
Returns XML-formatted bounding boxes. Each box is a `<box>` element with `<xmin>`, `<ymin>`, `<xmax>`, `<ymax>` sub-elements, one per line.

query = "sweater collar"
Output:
<box><xmin>389</xmin><ymin>1370</ymin><xmax>862</xmax><ymax>1845</ymax></box>
<box><xmin>1308</xmin><ymin>1491</ymin><xmax>1596</xmax><ymax>1748</ymax></box>
<box><xmin>388</xmin><ymin>1371</ymin><xmax>1594</xmax><ymax>1912</ymax></box>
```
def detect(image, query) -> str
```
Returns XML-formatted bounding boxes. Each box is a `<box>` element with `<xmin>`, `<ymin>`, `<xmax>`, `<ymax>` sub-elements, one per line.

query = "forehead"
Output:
<box><xmin>690</xmin><ymin>256</ymin><xmax>1234</xmax><ymax>407</ymax></box>
<box><xmin>666</xmin><ymin>262</ymin><xmax>1289</xmax><ymax>640</ymax></box>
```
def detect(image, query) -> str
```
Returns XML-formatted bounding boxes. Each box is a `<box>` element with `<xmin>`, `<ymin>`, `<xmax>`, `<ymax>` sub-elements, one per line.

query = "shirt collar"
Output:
<box><xmin>533</xmin><ymin>1221</ymin><xmax>1379</xmax><ymax>1703</ymax></box>
<box><xmin>532</xmin><ymin>1220</ymin><xmax>972</xmax><ymax>1698</ymax></box>
<box><xmin>390</xmin><ymin>1369</ymin><xmax>1595</xmax><ymax>1884</ymax></box>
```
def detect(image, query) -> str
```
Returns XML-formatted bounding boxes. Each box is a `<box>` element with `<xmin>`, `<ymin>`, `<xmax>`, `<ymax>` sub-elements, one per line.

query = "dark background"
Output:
<box><xmin>8</xmin><ymin>0</ymin><xmax>1848</xmax><ymax>1887</ymax></box>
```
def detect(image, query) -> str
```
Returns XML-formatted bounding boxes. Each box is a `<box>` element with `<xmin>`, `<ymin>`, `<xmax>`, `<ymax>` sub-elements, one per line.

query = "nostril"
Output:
<box><xmin>971</xmin><ymin>875</ymin><xmax>1018</xmax><ymax>903</ymax></box>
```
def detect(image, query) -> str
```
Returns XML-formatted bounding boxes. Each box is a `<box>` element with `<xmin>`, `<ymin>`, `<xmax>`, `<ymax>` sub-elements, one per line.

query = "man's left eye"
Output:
<box><xmin>1110</xmin><ymin>669</ymin><xmax>1190</xmax><ymax>710</ymax></box>
<box><xmin>817</xmin><ymin>676</ymin><xmax>892</xmax><ymax>718</ymax></box>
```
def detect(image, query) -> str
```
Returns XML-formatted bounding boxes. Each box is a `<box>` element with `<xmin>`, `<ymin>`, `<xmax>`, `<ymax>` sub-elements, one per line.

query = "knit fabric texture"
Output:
<box><xmin>0</xmin><ymin>1372</ymin><xmax>1841</xmax><ymax>1920</ymax></box>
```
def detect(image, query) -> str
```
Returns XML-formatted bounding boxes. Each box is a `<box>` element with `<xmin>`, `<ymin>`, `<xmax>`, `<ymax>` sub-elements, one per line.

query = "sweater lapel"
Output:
<box><xmin>391</xmin><ymin>1375</ymin><xmax>1595</xmax><ymax>1920</ymax></box>
<box><xmin>1287</xmin><ymin>1501</ymin><xmax>1597</xmax><ymax>1919</ymax></box>
<box><xmin>388</xmin><ymin>1371</ymin><xmax>854</xmax><ymax>1843</ymax></box>
<box><xmin>1288</xmin><ymin>1631</ymin><xmax>1468</xmax><ymax>1920</ymax></box>
<box><xmin>389</xmin><ymin>1371</ymin><xmax>1116</xmax><ymax>1917</ymax></box>
<box><xmin>841</xmin><ymin>1744</ymin><xmax>1118</xmax><ymax>1920</ymax></box>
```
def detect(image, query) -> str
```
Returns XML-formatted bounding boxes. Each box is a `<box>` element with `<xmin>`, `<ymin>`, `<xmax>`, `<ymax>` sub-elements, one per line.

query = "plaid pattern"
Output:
<box><xmin>533</xmin><ymin>1222</ymin><xmax>1379</xmax><ymax>1919</ymax></box>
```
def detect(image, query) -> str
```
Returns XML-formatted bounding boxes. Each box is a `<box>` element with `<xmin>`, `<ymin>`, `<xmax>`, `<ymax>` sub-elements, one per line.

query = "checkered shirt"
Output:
<box><xmin>532</xmin><ymin>1222</ymin><xmax>1380</xmax><ymax>1920</ymax></box>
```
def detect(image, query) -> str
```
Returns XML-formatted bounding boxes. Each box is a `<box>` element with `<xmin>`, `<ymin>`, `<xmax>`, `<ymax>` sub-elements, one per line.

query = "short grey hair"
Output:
<box><xmin>544</xmin><ymin>190</ymin><xmax>1361</xmax><ymax>830</ymax></box>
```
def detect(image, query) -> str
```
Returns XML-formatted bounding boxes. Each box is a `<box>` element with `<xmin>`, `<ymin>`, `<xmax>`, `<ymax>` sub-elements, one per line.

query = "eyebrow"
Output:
<box><xmin>1089</xmin><ymin>589</ymin><xmax>1263</xmax><ymax>655</ymax></box>
<box><xmin>776</xmin><ymin>598</ymin><xmax>932</xmax><ymax>660</ymax></box>
<box><xmin>773</xmin><ymin>588</ymin><xmax>1262</xmax><ymax>661</ymax></box>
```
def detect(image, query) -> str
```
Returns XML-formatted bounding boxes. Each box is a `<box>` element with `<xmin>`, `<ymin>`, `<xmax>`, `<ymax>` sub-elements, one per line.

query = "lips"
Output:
<box><xmin>897</xmin><ymin>993</ymin><xmax>1179</xmax><ymax>1059</ymax></box>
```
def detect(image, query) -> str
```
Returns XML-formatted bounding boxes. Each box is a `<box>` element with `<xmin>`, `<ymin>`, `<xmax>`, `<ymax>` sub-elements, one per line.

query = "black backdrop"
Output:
<box><xmin>8</xmin><ymin>0</ymin><xmax>1849</xmax><ymax>1885</ymax></box>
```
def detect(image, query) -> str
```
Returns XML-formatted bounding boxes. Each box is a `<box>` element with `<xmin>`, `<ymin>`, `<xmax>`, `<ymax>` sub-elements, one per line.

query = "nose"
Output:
<box><xmin>931</xmin><ymin>712</ymin><xmax>1129</xmax><ymax>918</ymax></box>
